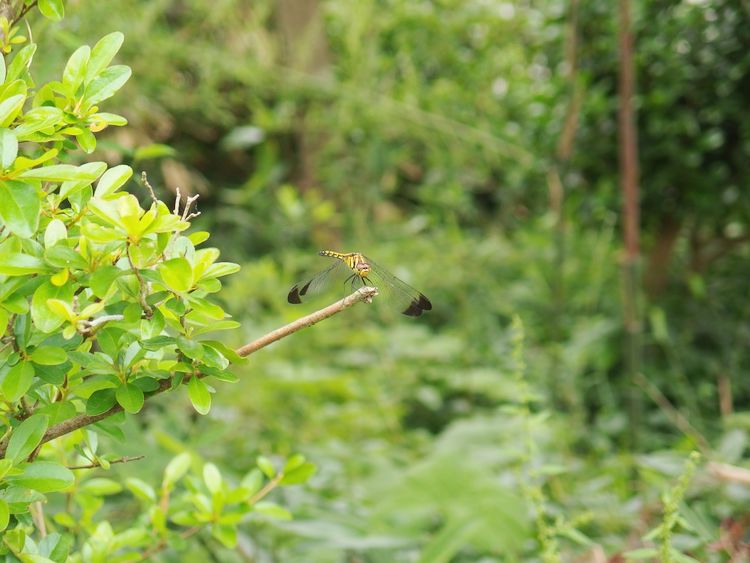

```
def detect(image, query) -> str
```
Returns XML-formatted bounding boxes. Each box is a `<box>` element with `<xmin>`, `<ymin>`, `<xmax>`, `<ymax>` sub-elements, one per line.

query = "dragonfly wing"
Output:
<box><xmin>288</xmin><ymin>260</ymin><xmax>349</xmax><ymax>304</ymax></box>
<box><xmin>363</xmin><ymin>256</ymin><xmax>432</xmax><ymax>316</ymax></box>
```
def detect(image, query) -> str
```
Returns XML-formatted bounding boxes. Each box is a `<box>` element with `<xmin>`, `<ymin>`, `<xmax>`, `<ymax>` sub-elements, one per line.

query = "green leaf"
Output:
<box><xmin>85</xmin><ymin>65</ymin><xmax>131</xmax><ymax>105</ymax></box>
<box><xmin>176</xmin><ymin>336</ymin><xmax>204</xmax><ymax>361</ymax></box>
<box><xmin>62</xmin><ymin>45</ymin><xmax>90</xmax><ymax>91</ymax></box>
<box><xmin>0</xmin><ymin>52</ymin><xmax>6</xmax><ymax>84</ymax></box>
<box><xmin>95</xmin><ymin>164</ymin><xmax>133</xmax><ymax>197</ymax></box>
<box><xmin>0</xmin><ymin>499</ymin><xmax>8</xmax><ymax>531</ymax></box>
<box><xmin>15</xmin><ymin>107</ymin><xmax>64</xmax><ymax>139</ymax></box>
<box><xmin>89</xmin><ymin>265</ymin><xmax>121</xmax><ymax>298</ymax></box>
<box><xmin>77</xmin><ymin>128</ymin><xmax>96</xmax><ymax>153</ymax></box>
<box><xmin>0</xmin><ymin>128</ymin><xmax>18</xmax><ymax>169</ymax></box>
<box><xmin>203</xmin><ymin>463</ymin><xmax>222</xmax><ymax>494</ymax></box>
<box><xmin>115</xmin><ymin>382</ymin><xmax>144</xmax><ymax>414</ymax></box>
<box><xmin>253</xmin><ymin>501</ymin><xmax>292</xmax><ymax>520</ymax></box>
<box><xmin>7</xmin><ymin>45</ymin><xmax>36</xmax><ymax>82</ymax></box>
<box><xmin>188</xmin><ymin>377</ymin><xmax>211</xmax><ymax>415</ymax></box>
<box><xmin>80</xmin><ymin>478</ymin><xmax>123</xmax><ymax>495</ymax></box>
<box><xmin>0</xmin><ymin>252</ymin><xmax>47</xmax><ymax>275</ymax></box>
<box><xmin>133</xmin><ymin>144</ymin><xmax>176</xmax><ymax>161</ymax></box>
<box><xmin>38</xmin><ymin>0</ymin><xmax>65</xmax><ymax>21</ymax></box>
<box><xmin>44</xmin><ymin>218</ymin><xmax>67</xmax><ymax>248</ymax></box>
<box><xmin>280</xmin><ymin>462</ymin><xmax>317</xmax><ymax>485</ymax></box>
<box><xmin>211</xmin><ymin>524</ymin><xmax>237</xmax><ymax>548</ymax></box>
<box><xmin>5</xmin><ymin>414</ymin><xmax>49</xmax><ymax>464</ymax></box>
<box><xmin>0</xmin><ymin>94</ymin><xmax>25</xmax><ymax>127</ymax></box>
<box><xmin>0</xmin><ymin>179</ymin><xmax>40</xmax><ymax>238</ymax></box>
<box><xmin>256</xmin><ymin>456</ymin><xmax>276</xmax><ymax>479</ymax></box>
<box><xmin>202</xmin><ymin>262</ymin><xmax>241</xmax><ymax>279</ymax></box>
<box><xmin>7</xmin><ymin>461</ymin><xmax>74</xmax><ymax>492</ymax></box>
<box><xmin>125</xmin><ymin>477</ymin><xmax>156</xmax><ymax>503</ymax></box>
<box><xmin>85</xmin><ymin>388</ymin><xmax>116</xmax><ymax>416</ymax></box>
<box><xmin>0</xmin><ymin>459</ymin><xmax>12</xmax><ymax>480</ymax></box>
<box><xmin>158</xmin><ymin>258</ymin><xmax>193</xmax><ymax>292</ymax></box>
<box><xmin>2</xmin><ymin>360</ymin><xmax>35</xmax><ymax>402</ymax></box>
<box><xmin>29</xmin><ymin>346</ymin><xmax>67</xmax><ymax>365</ymax></box>
<box><xmin>164</xmin><ymin>452</ymin><xmax>192</xmax><ymax>488</ymax></box>
<box><xmin>19</xmin><ymin>163</ymin><xmax>104</xmax><ymax>182</ymax></box>
<box><xmin>86</xmin><ymin>32</ymin><xmax>125</xmax><ymax>83</ymax></box>
<box><xmin>31</xmin><ymin>281</ymin><xmax>74</xmax><ymax>333</ymax></box>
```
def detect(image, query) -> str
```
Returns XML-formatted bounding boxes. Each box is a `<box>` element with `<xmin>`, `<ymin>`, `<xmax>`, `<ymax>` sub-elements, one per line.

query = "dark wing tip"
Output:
<box><xmin>418</xmin><ymin>294</ymin><xmax>432</xmax><ymax>311</ymax></box>
<box><xmin>288</xmin><ymin>280</ymin><xmax>313</xmax><ymax>304</ymax></box>
<box><xmin>288</xmin><ymin>286</ymin><xmax>302</xmax><ymax>304</ymax></box>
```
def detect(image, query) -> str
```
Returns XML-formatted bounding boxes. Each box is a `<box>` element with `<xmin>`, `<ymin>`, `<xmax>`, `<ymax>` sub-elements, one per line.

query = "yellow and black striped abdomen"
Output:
<box><xmin>318</xmin><ymin>250</ymin><xmax>370</xmax><ymax>277</ymax></box>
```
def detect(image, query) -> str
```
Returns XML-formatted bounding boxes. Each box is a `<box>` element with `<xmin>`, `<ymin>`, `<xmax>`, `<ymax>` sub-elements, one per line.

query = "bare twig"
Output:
<box><xmin>77</xmin><ymin>314</ymin><xmax>126</xmax><ymax>337</ymax></box>
<box><xmin>236</xmin><ymin>286</ymin><xmax>377</xmax><ymax>356</ymax></box>
<box><xmin>68</xmin><ymin>455</ymin><xmax>145</xmax><ymax>470</ymax></box>
<box><xmin>140</xmin><ymin>172</ymin><xmax>159</xmax><ymax>205</ymax></box>
<box><xmin>0</xmin><ymin>288</ymin><xmax>378</xmax><ymax>458</ymax></box>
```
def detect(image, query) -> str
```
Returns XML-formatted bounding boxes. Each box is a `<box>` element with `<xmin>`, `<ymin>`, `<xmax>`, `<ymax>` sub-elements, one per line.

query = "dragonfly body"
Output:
<box><xmin>288</xmin><ymin>250</ymin><xmax>432</xmax><ymax>317</ymax></box>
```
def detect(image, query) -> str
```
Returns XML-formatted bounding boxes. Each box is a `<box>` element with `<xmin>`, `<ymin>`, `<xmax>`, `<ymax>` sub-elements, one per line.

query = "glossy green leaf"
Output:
<box><xmin>29</xmin><ymin>346</ymin><xmax>67</xmax><ymax>365</ymax></box>
<box><xmin>0</xmin><ymin>499</ymin><xmax>8</xmax><ymax>531</ymax></box>
<box><xmin>176</xmin><ymin>336</ymin><xmax>203</xmax><ymax>361</ymax></box>
<box><xmin>158</xmin><ymin>257</ymin><xmax>193</xmax><ymax>292</ymax></box>
<box><xmin>38</xmin><ymin>0</ymin><xmax>65</xmax><ymax>21</ymax></box>
<box><xmin>5</xmin><ymin>414</ymin><xmax>49</xmax><ymax>464</ymax></box>
<box><xmin>0</xmin><ymin>94</ymin><xmax>25</xmax><ymax>127</ymax></box>
<box><xmin>85</xmin><ymin>65</ymin><xmax>131</xmax><ymax>105</ymax></box>
<box><xmin>15</xmin><ymin>107</ymin><xmax>64</xmax><ymax>138</ymax></box>
<box><xmin>115</xmin><ymin>382</ymin><xmax>144</xmax><ymax>414</ymax></box>
<box><xmin>0</xmin><ymin>128</ymin><xmax>18</xmax><ymax>169</ymax></box>
<box><xmin>2</xmin><ymin>361</ymin><xmax>35</xmax><ymax>402</ymax></box>
<box><xmin>62</xmin><ymin>45</ymin><xmax>90</xmax><ymax>91</ymax></box>
<box><xmin>8</xmin><ymin>461</ymin><xmax>74</xmax><ymax>492</ymax></box>
<box><xmin>0</xmin><ymin>180</ymin><xmax>40</xmax><ymax>238</ymax></box>
<box><xmin>44</xmin><ymin>219</ymin><xmax>67</xmax><ymax>248</ymax></box>
<box><xmin>19</xmin><ymin>163</ymin><xmax>104</xmax><ymax>182</ymax></box>
<box><xmin>85</xmin><ymin>388</ymin><xmax>117</xmax><ymax>416</ymax></box>
<box><xmin>86</xmin><ymin>32</ymin><xmax>125</xmax><ymax>83</ymax></box>
<box><xmin>0</xmin><ymin>252</ymin><xmax>46</xmax><ymax>275</ymax></box>
<box><xmin>77</xmin><ymin>128</ymin><xmax>96</xmax><ymax>153</ymax></box>
<box><xmin>95</xmin><ymin>164</ymin><xmax>133</xmax><ymax>197</ymax></box>
<box><xmin>88</xmin><ymin>265</ymin><xmax>122</xmax><ymax>298</ymax></box>
<box><xmin>188</xmin><ymin>376</ymin><xmax>211</xmax><ymax>415</ymax></box>
<box><xmin>31</xmin><ymin>281</ymin><xmax>74</xmax><ymax>333</ymax></box>
<box><xmin>6</xmin><ymin>44</ymin><xmax>36</xmax><ymax>82</ymax></box>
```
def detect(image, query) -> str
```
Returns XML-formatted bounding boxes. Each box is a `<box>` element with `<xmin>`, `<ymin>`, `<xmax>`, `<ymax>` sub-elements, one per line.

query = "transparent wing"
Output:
<box><xmin>362</xmin><ymin>255</ymin><xmax>432</xmax><ymax>317</ymax></box>
<box><xmin>288</xmin><ymin>259</ymin><xmax>351</xmax><ymax>304</ymax></box>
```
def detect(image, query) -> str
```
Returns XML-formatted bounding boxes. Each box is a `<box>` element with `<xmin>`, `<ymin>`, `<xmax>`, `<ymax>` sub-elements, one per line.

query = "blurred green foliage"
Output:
<box><xmin>9</xmin><ymin>0</ymin><xmax>750</xmax><ymax>560</ymax></box>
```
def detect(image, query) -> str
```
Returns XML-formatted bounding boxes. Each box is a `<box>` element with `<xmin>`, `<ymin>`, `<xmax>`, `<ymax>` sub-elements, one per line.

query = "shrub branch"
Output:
<box><xmin>0</xmin><ymin>287</ymin><xmax>378</xmax><ymax>458</ymax></box>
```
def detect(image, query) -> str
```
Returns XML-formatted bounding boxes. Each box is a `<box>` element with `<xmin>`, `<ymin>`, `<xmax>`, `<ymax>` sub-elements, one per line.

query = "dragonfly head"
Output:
<box><xmin>355</xmin><ymin>261</ymin><xmax>371</xmax><ymax>277</ymax></box>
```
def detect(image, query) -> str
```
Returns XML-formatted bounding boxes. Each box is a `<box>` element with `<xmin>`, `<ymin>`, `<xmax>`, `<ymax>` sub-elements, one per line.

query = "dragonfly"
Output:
<box><xmin>288</xmin><ymin>250</ymin><xmax>432</xmax><ymax>317</ymax></box>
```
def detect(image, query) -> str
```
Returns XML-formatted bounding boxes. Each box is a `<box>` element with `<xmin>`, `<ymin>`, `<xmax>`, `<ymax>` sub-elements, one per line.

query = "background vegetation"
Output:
<box><xmin>3</xmin><ymin>0</ymin><xmax>750</xmax><ymax>560</ymax></box>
